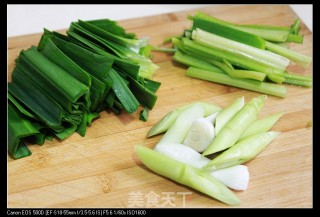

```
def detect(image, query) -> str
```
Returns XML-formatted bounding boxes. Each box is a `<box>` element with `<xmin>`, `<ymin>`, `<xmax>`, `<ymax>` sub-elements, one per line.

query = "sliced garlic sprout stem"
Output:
<box><xmin>154</xmin><ymin>142</ymin><xmax>210</xmax><ymax>168</ymax></box>
<box><xmin>158</xmin><ymin>103</ymin><xmax>205</xmax><ymax>145</ymax></box>
<box><xmin>154</xmin><ymin>142</ymin><xmax>250</xmax><ymax>191</ymax></box>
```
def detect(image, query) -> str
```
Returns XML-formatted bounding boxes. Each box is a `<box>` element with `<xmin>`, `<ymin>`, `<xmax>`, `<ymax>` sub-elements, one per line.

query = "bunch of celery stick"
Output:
<box><xmin>136</xmin><ymin>95</ymin><xmax>283</xmax><ymax>206</ymax></box>
<box><xmin>170</xmin><ymin>12</ymin><xmax>312</xmax><ymax>97</ymax></box>
<box><xmin>8</xmin><ymin>19</ymin><xmax>160</xmax><ymax>159</ymax></box>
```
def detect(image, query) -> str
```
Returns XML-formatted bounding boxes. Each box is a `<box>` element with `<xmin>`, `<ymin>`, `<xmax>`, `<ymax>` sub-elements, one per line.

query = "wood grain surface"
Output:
<box><xmin>7</xmin><ymin>5</ymin><xmax>312</xmax><ymax>208</ymax></box>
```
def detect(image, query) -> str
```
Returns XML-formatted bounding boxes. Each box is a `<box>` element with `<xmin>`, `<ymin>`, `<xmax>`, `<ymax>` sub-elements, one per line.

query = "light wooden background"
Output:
<box><xmin>8</xmin><ymin>5</ymin><xmax>312</xmax><ymax>208</ymax></box>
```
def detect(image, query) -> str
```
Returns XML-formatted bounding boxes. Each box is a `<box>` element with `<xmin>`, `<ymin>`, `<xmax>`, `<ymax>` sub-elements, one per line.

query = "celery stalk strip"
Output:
<box><xmin>192</xmin><ymin>18</ymin><xmax>266</xmax><ymax>49</ymax></box>
<box><xmin>233</xmin><ymin>26</ymin><xmax>289</xmax><ymax>42</ymax></box>
<box><xmin>186</xmin><ymin>67</ymin><xmax>287</xmax><ymax>98</ymax></box>
<box><xmin>179</xmin><ymin>37</ymin><xmax>286</xmax><ymax>74</ymax></box>
<box><xmin>265</xmin><ymin>41</ymin><xmax>312</xmax><ymax>67</ymax></box>
<box><xmin>209</xmin><ymin>59</ymin><xmax>266</xmax><ymax>81</ymax></box>
<box><xmin>192</xmin><ymin>29</ymin><xmax>290</xmax><ymax>73</ymax></box>
<box><xmin>173</xmin><ymin>51</ymin><xmax>224</xmax><ymax>73</ymax></box>
<box><xmin>191</xmin><ymin>11</ymin><xmax>296</xmax><ymax>43</ymax></box>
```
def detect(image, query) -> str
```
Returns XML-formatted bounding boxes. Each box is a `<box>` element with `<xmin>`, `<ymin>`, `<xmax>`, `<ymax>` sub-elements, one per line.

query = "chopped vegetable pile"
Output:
<box><xmin>135</xmin><ymin>95</ymin><xmax>283</xmax><ymax>206</ymax></box>
<box><xmin>166</xmin><ymin>12</ymin><xmax>312</xmax><ymax>97</ymax></box>
<box><xmin>8</xmin><ymin>18</ymin><xmax>160</xmax><ymax>159</ymax></box>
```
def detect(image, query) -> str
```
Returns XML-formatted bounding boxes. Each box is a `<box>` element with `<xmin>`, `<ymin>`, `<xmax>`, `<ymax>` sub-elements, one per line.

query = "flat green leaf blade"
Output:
<box><xmin>9</xmin><ymin>69</ymin><xmax>64</xmax><ymax>131</ymax></box>
<box><xmin>107</xmin><ymin>68</ymin><xmax>139</xmax><ymax>114</ymax></box>
<box><xmin>49</xmin><ymin>34</ymin><xmax>114</xmax><ymax>80</ymax></box>
<box><xmin>78</xmin><ymin>19</ymin><xmax>140</xmax><ymax>48</ymax></box>
<box><xmin>8</xmin><ymin>102</ymin><xmax>39</xmax><ymax>159</ymax></box>
<box><xmin>18</xmin><ymin>47</ymin><xmax>90</xmax><ymax>114</ymax></box>
<box><xmin>143</xmin><ymin>78</ymin><xmax>161</xmax><ymax>93</ymax></box>
<box><xmin>67</xmin><ymin>30</ymin><xmax>140</xmax><ymax>79</ymax></box>
<box><xmin>88</xmin><ymin>19</ymin><xmax>137</xmax><ymax>39</ymax></box>
<box><xmin>126</xmin><ymin>76</ymin><xmax>158</xmax><ymax>110</ymax></box>
<box><xmin>38</xmin><ymin>37</ymin><xmax>91</xmax><ymax>88</ymax></box>
<box><xmin>8</xmin><ymin>92</ymin><xmax>38</xmax><ymax>121</ymax></box>
<box><xmin>192</xmin><ymin>18</ymin><xmax>266</xmax><ymax>49</ymax></box>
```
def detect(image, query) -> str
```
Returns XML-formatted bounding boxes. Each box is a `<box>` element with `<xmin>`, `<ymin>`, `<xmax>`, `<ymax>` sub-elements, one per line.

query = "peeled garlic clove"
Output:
<box><xmin>183</xmin><ymin>118</ymin><xmax>215</xmax><ymax>152</ymax></box>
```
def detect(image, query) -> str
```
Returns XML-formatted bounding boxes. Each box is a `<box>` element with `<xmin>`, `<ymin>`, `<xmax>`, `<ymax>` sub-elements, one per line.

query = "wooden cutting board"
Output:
<box><xmin>7</xmin><ymin>5</ymin><xmax>312</xmax><ymax>208</ymax></box>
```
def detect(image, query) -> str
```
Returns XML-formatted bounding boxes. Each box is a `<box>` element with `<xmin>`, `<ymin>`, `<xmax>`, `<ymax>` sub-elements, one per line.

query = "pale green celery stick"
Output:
<box><xmin>191</xmin><ymin>11</ymin><xmax>290</xmax><ymax>43</ymax></box>
<box><xmin>191</xmin><ymin>17</ymin><xmax>265</xmax><ymax>49</ymax></box>
<box><xmin>232</xmin><ymin>70</ymin><xmax>266</xmax><ymax>81</ymax></box>
<box><xmin>163</xmin><ymin>35</ymin><xmax>182</xmax><ymax>44</ymax></box>
<box><xmin>239</xmin><ymin>112</ymin><xmax>284</xmax><ymax>140</ymax></box>
<box><xmin>135</xmin><ymin>145</ymin><xmax>240</xmax><ymax>206</ymax></box>
<box><xmin>191</xmin><ymin>28</ymin><xmax>290</xmax><ymax>73</ymax></box>
<box><xmin>283</xmin><ymin>77</ymin><xmax>312</xmax><ymax>87</ymax></box>
<box><xmin>209</xmin><ymin>59</ymin><xmax>234</xmax><ymax>72</ymax></box>
<box><xmin>238</xmin><ymin>24</ymin><xmax>290</xmax><ymax>31</ymax></box>
<box><xmin>204</xmin><ymin>132</ymin><xmax>280</xmax><ymax>171</ymax></box>
<box><xmin>151</xmin><ymin>46</ymin><xmax>177</xmax><ymax>53</ymax></box>
<box><xmin>267</xmin><ymin>70</ymin><xmax>312</xmax><ymax>87</ymax></box>
<box><xmin>233</xmin><ymin>26</ymin><xmax>289</xmax><ymax>42</ymax></box>
<box><xmin>290</xmin><ymin>19</ymin><xmax>301</xmax><ymax>34</ymax></box>
<box><xmin>265</xmin><ymin>41</ymin><xmax>312</xmax><ymax>67</ymax></box>
<box><xmin>158</xmin><ymin>104</ymin><xmax>205</xmax><ymax>144</ymax></box>
<box><xmin>210</xmin><ymin>60</ymin><xmax>266</xmax><ymax>81</ymax></box>
<box><xmin>267</xmin><ymin>74</ymin><xmax>285</xmax><ymax>84</ymax></box>
<box><xmin>222</xmin><ymin>59</ymin><xmax>234</xmax><ymax>70</ymax></box>
<box><xmin>283</xmin><ymin>70</ymin><xmax>312</xmax><ymax>81</ymax></box>
<box><xmin>215</xmin><ymin>97</ymin><xmax>245</xmax><ymax>135</ymax></box>
<box><xmin>147</xmin><ymin>102</ymin><xmax>221</xmax><ymax>137</ymax></box>
<box><xmin>186</xmin><ymin>67</ymin><xmax>287</xmax><ymax>98</ymax></box>
<box><xmin>180</xmin><ymin>38</ymin><xmax>277</xmax><ymax>74</ymax></box>
<box><xmin>203</xmin><ymin>95</ymin><xmax>267</xmax><ymax>156</ymax></box>
<box><xmin>173</xmin><ymin>51</ymin><xmax>225</xmax><ymax>73</ymax></box>
<box><xmin>287</xmin><ymin>34</ymin><xmax>303</xmax><ymax>43</ymax></box>
<box><xmin>275</xmin><ymin>42</ymin><xmax>290</xmax><ymax>48</ymax></box>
